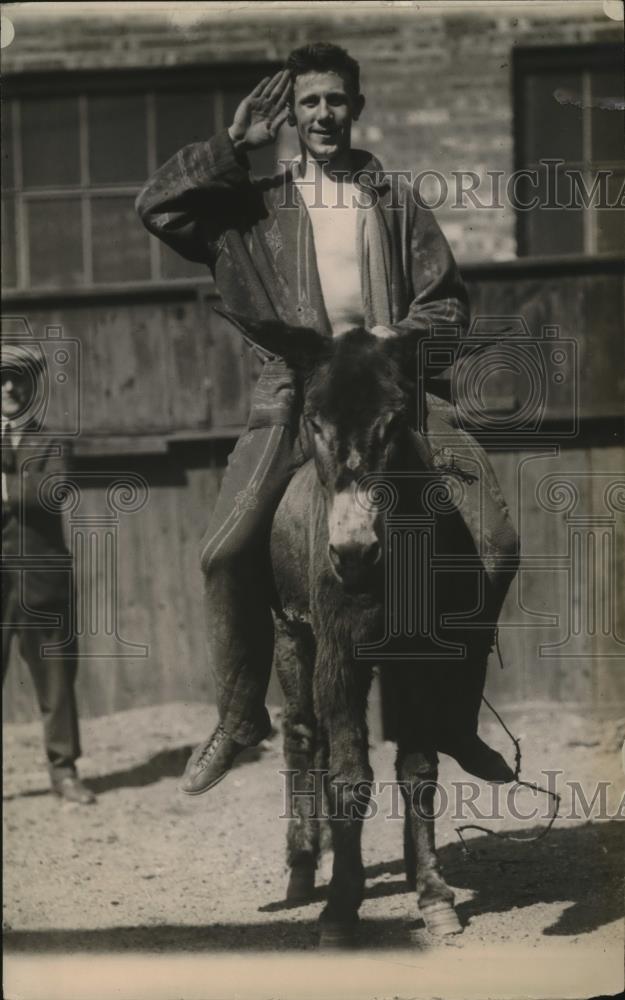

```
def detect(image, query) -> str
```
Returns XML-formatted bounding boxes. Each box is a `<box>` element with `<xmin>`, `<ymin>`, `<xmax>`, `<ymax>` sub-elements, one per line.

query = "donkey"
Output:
<box><xmin>221</xmin><ymin>313</ymin><xmax>483</xmax><ymax>944</ymax></box>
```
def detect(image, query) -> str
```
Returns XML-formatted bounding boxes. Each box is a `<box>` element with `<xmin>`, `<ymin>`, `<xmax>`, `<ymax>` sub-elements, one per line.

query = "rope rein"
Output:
<box><xmin>454</xmin><ymin>628</ymin><xmax>561</xmax><ymax>855</ymax></box>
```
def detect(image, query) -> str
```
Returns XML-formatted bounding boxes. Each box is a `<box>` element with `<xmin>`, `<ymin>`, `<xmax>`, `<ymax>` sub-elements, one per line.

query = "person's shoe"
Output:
<box><xmin>443</xmin><ymin>736</ymin><xmax>515</xmax><ymax>783</ymax></box>
<box><xmin>51</xmin><ymin>772</ymin><xmax>96</xmax><ymax>805</ymax></box>
<box><xmin>181</xmin><ymin>724</ymin><xmax>247</xmax><ymax>795</ymax></box>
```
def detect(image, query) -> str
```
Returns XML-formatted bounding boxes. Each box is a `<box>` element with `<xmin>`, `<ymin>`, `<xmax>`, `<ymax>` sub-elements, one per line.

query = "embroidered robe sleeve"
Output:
<box><xmin>135</xmin><ymin>129</ymin><xmax>254</xmax><ymax>265</ymax></box>
<box><xmin>392</xmin><ymin>200</ymin><xmax>470</xmax><ymax>343</ymax></box>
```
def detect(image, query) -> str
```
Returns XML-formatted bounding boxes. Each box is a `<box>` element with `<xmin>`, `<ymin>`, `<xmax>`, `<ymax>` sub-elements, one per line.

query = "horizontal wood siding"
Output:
<box><xmin>3</xmin><ymin>261</ymin><xmax>624</xmax><ymax>723</ymax></box>
<box><xmin>466</xmin><ymin>269</ymin><xmax>625</xmax><ymax>422</ymax></box>
<box><xmin>4</xmin><ymin>441</ymin><xmax>623</xmax><ymax>724</ymax></box>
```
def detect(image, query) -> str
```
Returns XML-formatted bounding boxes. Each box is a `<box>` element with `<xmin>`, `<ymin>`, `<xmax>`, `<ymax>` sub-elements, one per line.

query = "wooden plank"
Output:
<box><xmin>207</xmin><ymin>309</ymin><xmax>253</xmax><ymax>428</ymax></box>
<box><xmin>4</xmin><ymin>440</ymin><xmax>624</xmax><ymax>722</ymax></box>
<box><xmin>163</xmin><ymin>298</ymin><xmax>213</xmax><ymax>431</ymax></box>
<box><xmin>8</xmin><ymin>264</ymin><xmax>619</xmax><ymax>447</ymax></box>
<box><xmin>93</xmin><ymin>301</ymin><xmax>172</xmax><ymax>433</ymax></box>
<box><xmin>465</xmin><ymin>271</ymin><xmax>624</xmax><ymax>424</ymax></box>
<box><xmin>579</xmin><ymin>275</ymin><xmax>625</xmax><ymax>419</ymax></box>
<box><xmin>590</xmin><ymin>446</ymin><xmax>625</xmax><ymax>708</ymax></box>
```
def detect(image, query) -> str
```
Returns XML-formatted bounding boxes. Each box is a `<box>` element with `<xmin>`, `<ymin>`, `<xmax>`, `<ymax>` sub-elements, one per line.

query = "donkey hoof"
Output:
<box><xmin>421</xmin><ymin>900</ymin><xmax>463</xmax><ymax>937</ymax></box>
<box><xmin>318</xmin><ymin>918</ymin><xmax>360</xmax><ymax>950</ymax></box>
<box><xmin>286</xmin><ymin>866</ymin><xmax>316</xmax><ymax>903</ymax></box>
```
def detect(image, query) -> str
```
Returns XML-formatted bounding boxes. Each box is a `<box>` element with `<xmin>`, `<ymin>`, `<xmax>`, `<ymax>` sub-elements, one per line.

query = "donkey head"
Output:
<box><xmin>216</xmin><ymin>310</ymin><xmax>422</xmax><ymax>593</ymax></box>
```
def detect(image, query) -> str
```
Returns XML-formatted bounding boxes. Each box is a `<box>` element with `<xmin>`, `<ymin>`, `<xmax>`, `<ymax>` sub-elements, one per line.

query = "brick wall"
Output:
<box><xmin>3</xmin><ymin>4</ymin><xmax>622</xmax><ymax>262</ymax></box>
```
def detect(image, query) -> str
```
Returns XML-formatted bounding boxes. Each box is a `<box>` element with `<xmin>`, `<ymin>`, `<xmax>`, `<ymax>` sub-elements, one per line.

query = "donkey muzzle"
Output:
<box><xmin>328</xmin><ymin>539</ymin><xmax>381</xmax><ymax>590</ymax></box>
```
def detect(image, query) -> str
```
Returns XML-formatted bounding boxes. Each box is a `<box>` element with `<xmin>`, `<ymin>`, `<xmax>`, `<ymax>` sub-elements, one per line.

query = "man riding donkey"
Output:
<box><xmin>136</xmin><ymin>43</ymin><xmax>519</xmax><ymax>794</ymax></box>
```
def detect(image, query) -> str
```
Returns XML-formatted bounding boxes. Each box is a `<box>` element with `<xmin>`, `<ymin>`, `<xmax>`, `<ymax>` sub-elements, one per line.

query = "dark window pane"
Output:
<box><xmin>21</xmin><ymin>98</ymin><xmax>80</xmax><ymax>188</ymax></box>
<box><xmin>89</xmin><ymin>94</ymin><xmax>148</xmax><ymax>184</ymax></box>
<box><xmin>2</xmin><ymin>100</ymin><xmax>14</xmax><ymax>190</ymax></box>
<box><xmin>155</xmin><ymin>91</ymin><xmax>215</xmax><ymax>165</ymax></box>
<box><xmin>522</xmin><ymin>72</ymin><xmax>583</xmax><ymax>164</ymax></box>
<box><xmin>160</xmin><ymin>242</ymin><xmax>210</xmax><ymax>280</ymax></box>
<box><xmin>28</xmin><ymin>198</ymin><xmax>83</xmax><ymax>287</ymax></box>
<box><xmin>596</xmin><ymin>172</ymin><xmax>625</xmax><ymax>253</ymax></box>
<box><xmin>91</xmin><ymin>196</ymin><xmax>151</xmax><ymax>283</ymax></box>
<box><xmin>590</xmin><ymin>70</ymin><xmax>625</xmax><ymax>163</ymax></box>
<box><xmin>2</xmin><ymin>198</ymin><xmax>17</xmax><ymax>287</ymax></box>
<box><xmin>521</xmin><ymin>169</ymin><xmax>584</xmax><ymax>255</ymax></box>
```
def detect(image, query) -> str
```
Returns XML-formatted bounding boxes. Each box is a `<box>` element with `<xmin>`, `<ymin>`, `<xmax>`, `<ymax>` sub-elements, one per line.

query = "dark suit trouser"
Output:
<box><xmin>2</xmin><ymin>585</ymin><xmax>81</xmax><ymax>772</ymax></box>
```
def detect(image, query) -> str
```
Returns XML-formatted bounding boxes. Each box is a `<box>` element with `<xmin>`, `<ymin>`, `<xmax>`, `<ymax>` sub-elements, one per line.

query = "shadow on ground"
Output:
<box><xmin>259</xmin><ymin>821</ymin><xmax>622</xmax><ymax>938</ymax></box>
<box><xmin>6</xmin><ymin>822</ymin><xmax>620</xmax><ymax>952</ymax></box>
<box><xmin>3</xmin><ymin>917</ymin><xmax>418</xmax><ymax>953</ymax></box>
<box><xmin>365</xmin><ymin>819</ymin><xmax>623</xmax><ymax>938</ymax></box>
<box><xmin>3</xmin><ymin>744</ymin><xmax>270</xmax><ymax>799</ymax></box>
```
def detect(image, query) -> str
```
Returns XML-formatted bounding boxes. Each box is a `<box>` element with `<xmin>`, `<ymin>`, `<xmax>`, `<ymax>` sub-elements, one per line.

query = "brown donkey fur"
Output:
<box><xmin>219</xmin><ymin>312</ymin><xmax>495</xmax><ymax>942</ymax></box>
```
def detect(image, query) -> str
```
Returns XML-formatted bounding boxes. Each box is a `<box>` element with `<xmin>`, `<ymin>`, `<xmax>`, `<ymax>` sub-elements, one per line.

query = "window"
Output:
<box><xmin>2</xmin><ymin>66</ymin><xmax>280</xmax><ymax>290</ymax></box>
<box><xmin>514</xmin><ymin>44</ymin><xmax>624</xmax><ymax>257</ymax></box>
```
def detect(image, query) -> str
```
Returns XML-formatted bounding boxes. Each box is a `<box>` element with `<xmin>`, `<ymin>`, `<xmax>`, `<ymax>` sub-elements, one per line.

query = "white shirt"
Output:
<box><xmin>294</xmin><ymin>159</ymin><xmax>364</xmax><ymax>336</ymax></box>
<box><xmin>2</xmin><ymin>416</ymin><xmax>22</xmax><ymax>503</ymax></box>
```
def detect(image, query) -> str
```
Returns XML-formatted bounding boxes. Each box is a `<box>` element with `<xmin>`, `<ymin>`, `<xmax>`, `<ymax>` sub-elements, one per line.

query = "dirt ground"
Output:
<box><xmin>3</xmin><ymin>701</ymin><xmax>624</xmax><ymax>1000</ymax></box>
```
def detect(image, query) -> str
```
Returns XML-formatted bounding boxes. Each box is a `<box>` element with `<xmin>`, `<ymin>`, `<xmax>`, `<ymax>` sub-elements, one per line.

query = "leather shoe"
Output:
<box><xmin>51</xmin><ymin>772</ymin><xmax>96</xmax><ymax>805</ymax></box>
<box><xmin>181</xmin><ymin>724</ymin><xmax>247</xmax><ymax>795</ymax></box>
<box><xmin>443</xmin><ymin>736</ymin><xmax>515</xmax><ymax>783</ymax></box>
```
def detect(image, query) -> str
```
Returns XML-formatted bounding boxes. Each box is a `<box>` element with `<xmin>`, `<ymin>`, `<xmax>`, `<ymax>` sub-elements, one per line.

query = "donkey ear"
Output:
<box><xmin>381</xmin><ymin>333</ymin><xmax>423</xmax><ymax>382</ymax></box>
<box><xmin>213</xmin><ymin>308</ymin><xmax>330</xmax><ymax>372</ymax></box>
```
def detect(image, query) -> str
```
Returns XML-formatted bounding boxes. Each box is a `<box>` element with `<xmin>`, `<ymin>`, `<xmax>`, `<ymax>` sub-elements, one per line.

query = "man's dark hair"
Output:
<box><xmin>285</xmin><ymin>42</ymin><xmax>361</xmax><ymax>95</ymax></box>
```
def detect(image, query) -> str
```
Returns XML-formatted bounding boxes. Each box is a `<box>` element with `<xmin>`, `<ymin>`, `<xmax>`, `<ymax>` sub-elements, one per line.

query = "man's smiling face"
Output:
<box><xmin>292</xmin><ymin>70</ymin><xmax>364</xmax><ymax>164</ymax></box>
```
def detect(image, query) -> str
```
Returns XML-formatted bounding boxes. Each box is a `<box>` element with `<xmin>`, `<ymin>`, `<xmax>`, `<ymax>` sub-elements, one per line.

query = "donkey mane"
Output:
<box><xmin>306</xmin><ymin>328</ymin><xmax>408</xmax><ymax>430</ymax></box>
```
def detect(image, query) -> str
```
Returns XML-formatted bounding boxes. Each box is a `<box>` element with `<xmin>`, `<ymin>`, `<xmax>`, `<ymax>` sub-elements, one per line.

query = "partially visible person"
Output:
<box><xmin>2</xmin><ymin>344</ymin><xmax>95</xmax><ymax>805</ymax></box>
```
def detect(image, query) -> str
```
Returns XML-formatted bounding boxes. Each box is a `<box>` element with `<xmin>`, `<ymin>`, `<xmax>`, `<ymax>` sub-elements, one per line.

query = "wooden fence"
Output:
<box><xmin>3</xmin><ymin>255</ymin><xmax>624</xmax><ymax>722</ymax></box>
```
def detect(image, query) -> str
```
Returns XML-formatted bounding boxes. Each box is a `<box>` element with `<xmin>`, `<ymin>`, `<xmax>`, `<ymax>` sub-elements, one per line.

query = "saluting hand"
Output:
<box><xmin>228</xmin><ymin>70</ymin><xmax>292</xmax><ymax>151</ymax></box>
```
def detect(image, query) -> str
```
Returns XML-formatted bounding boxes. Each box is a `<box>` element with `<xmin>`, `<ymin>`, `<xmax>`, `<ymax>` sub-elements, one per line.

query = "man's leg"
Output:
<box><xmin>2</xmin><ymin>619</ymin><xmax>16</xmax><ymax>685</ymax></box>
<box><xmin>182</xmin><ymin>422</ymin><xmax>309</xmax><ymax>794</ymax></box>
<box><xmin>2</xmin><ymin>572</ymin><xmax>19</xmax><ymax>681</ymax></box>
<box><xmin>418</xmin><ymin>396</ymin><xmax>520</xmax><ymax>781</ymax></box>
<box><xmin>425</xmin><ymin>395</ymin><xmax>520</xmax><ymax>616</ymax></box>
<box><xmin>18</xmin><ymin>627</ymin><xmax>95</xmax><ymax>804</ymax></box>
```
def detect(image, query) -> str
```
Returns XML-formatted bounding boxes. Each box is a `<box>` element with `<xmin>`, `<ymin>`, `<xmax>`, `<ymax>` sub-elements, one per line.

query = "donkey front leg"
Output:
<box><xmin>315</xmin><ymin>667</ymin><xmax>373</xmax><ymax>945</ymax></box>
<box><xmin>275</xmin><ymin>619</ymin><xmax>319</xmax><ymax>902</ymax></box>
<box><xmin>398</xmin><ymin>749</ymin><xmax>462</xmax><ymax>936</ymax></box>
<box><xmin>282</xmin><ymin>718</ymin><xmax>321</xmax><ymax>902</ymax></box>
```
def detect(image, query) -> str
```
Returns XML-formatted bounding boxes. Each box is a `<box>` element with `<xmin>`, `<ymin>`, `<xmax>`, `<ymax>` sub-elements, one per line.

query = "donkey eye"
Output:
<box><xmin>309</xmin><ymin>417</ymin><xmax>323</xmax><ymax>435</ymax></box>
